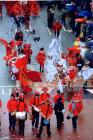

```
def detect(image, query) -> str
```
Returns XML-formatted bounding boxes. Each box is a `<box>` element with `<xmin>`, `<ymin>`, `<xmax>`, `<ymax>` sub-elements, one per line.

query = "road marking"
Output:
<box><xmin>86</xmin><ymin>89</ymin><xmax>93</xmax><ymax>94</ymax></box>
<box><xmin>47</xmin><ymin>27</ymin><xmax>52</xmax><ymax>36</ymax></box>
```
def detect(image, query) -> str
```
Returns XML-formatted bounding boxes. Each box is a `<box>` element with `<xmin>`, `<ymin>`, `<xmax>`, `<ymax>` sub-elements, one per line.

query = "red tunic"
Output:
<box><xmin>36</xmin><ymin>51</ymin><xmax>46</xmax><ymax>68</ymax></box>
<box><xmin>53</xmin><ymin>21</ymin><xmax>62</xmax><ymax>32</ymax></box>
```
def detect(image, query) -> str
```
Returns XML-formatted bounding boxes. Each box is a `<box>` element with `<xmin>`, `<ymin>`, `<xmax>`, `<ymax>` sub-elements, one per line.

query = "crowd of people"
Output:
<box><xmin>0</xmin><ymin>0</ymin><xmax>93</xmax><ymax>139</ymax></box>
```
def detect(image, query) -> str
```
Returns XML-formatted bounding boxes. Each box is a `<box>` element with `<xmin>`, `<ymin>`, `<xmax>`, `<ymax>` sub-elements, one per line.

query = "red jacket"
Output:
<box><xmin>39</xmin><ymin>103</ymin><xmax>53</xmax><ymax>119</ymax></box>
<box><xmin>40</xmin><ymin>92</ymin><xmax>50</xmax><ymax>102</ymax></box>
<box><xmin>53</xmin><ymin>21</ymin><xmax>62</xmax><ymax>32</ymax></box>
<box><xmin>36</xmin><ymin>51</ymin><xmax>46</xmax><ymax>68</ymax></box>
<box><xmin>54</xmin><ymin>94</ymin><xmax>64</xmax><ymax>104</ymax></box>
<box><xmin>29</xmin><ymin>95</ymin><xmax>42</xmax><ymax>107</ymax></box>
<box><xmin>68</xmin><ymin>103</ymin><xmax>80</xmax><ymax>116</ymax></box>
<box><xmin>17</xmin><ymin>100</ymin><xmax>30</xmax><ymax>113</ymax></box>
<box><xmin>7</xmin><ymin>98</ymin><xmax>17</xmax><ymax>112</ymax></box>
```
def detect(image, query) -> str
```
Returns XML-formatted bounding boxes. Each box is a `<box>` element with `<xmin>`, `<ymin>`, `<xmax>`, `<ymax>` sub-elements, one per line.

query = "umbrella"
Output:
<box><xmin>67</xmin><ymin>47</ymin><xmax>80</xmax><ymax>53</ymax></box>
<box><xmin>86</xmin><ymin>40</ymin><xmax>93</xmax><ymax>48</ymax></box>
<box><xmin>66</xmin><ymin>4</ymin><xmax>76</xmax><ymax>11</ymax></box>
<box><xmin>78</xmin><ymin>10</ymin><xmax>92</xmax><ymax>18</ymax></box>
<box><xmin>75</xmin><ymin>18</ymin><xmax>86</xmax><ymax>23</ymax></box>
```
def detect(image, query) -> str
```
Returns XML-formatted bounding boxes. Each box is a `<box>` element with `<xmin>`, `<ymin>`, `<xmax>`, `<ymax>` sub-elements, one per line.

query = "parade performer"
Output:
<box><xmin>44</xmin><ymin>55</ymin><xmax>58</xmax><ymax>82</ymax></box>
<box><xmin>67</xmin><ymin>98</ymin><xmax>81</xmax><ymax>131</ymax></box>
<box><xmin>17</xmin><ymin>94</ymin><xmax>30</xmax><ymax>136</ymax></box>
<box><xmin>54</xmin><ymin>98</ymin><xmax>65</xmax><ymax>129</ymax></box>
<box><xmin>29</xmin><ymin>91</ymin><xmax>42</xmax><ymax>128</ymax></box>
<box><xmin>54</xmin><ymin>90</ymin><xmax>64</xmax><ymax>104</ymax></box>
<box><xmin>31</xmin><ymin>1</ymin><xmax>40</xmax><ymax>17</ymax></box>
<box><xmin>36</xmin><ymin>99</ymin><xmax>53</xmax><ymax>138</ymax></box>
<box><xmin>67</xmin><ymin>65</ymin><xmax>77</xmax><ymax>88</ymax></box>
<box><xmin>23</xmin><ymin>44</ymin><xmax>32</xmax><ymax>64</ymax></box>
<box><xmin>7</xmin><ymin>93</ymin><xmax>17</xmax><ymax>131</ymax></box>
<box><xmin>41</xmin><ymin>87</ymin><xmax>50</xmax><ymax>102</ymax></box>
<box><xmin>36</xmin><ymin>48</ymin><xmax>46</xmax><ymax>73</ymax></box>
<box><xmin>48</xmin><ymin>38</ymin><xmax>62</xmax><ymax>63</ymax></box>
<box><xmin>52</xmin><ymin>20</ymin><xmax>62</xmax><ymax>37</ymax></box>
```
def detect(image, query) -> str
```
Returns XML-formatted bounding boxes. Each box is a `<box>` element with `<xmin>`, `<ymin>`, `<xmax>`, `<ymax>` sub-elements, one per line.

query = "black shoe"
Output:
<box><xmin>37</xmin><ymin>37</ymin><xmax>40</xmax><ymax>41</ymax></box>
<box><xmin>12</xmin><ymin>127</ymin><xmax>15</xmax><ymax>131</ymax></box>
<box><xmin>35</xmin><ymin>125</ymin><xmax>38</xmax><ymax>128</ymax></box>
<box><xmin>48</xmin><ymin>132</ymin><xmax>51</xmax><ymax>137</ymax></box>
<box><xmin>9</xmin><ymin>126</ymin><xmax>11</xmax><ymax>130</ymax></box>
<box><xmin>36</xmin><ymin>134</ymin><xmax>41</xmax><ymax>138</ymax></box>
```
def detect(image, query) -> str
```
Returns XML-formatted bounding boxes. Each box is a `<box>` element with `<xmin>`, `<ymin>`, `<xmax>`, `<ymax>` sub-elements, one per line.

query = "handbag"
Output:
<box><xmin>44</xmin><ymin>119</ymin><xmax>49</xmax><ymax>125</ymax></box>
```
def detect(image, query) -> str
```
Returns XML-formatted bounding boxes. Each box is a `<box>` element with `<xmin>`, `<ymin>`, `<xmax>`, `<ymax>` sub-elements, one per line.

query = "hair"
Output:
<box><xmin>40</xmin><ymin>47</ymin><xmax>44</xmax><ymax>51</ymax></box>
<box><xmin>57</xmin><ymin>90</ymin><xmax>61</xmax><ymax>94</ymax></box>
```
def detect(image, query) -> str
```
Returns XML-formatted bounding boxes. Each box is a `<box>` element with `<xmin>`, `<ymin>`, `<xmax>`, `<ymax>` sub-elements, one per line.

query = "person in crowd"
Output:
<box><xmin>36</xmin><ymin>99</ymin><xmax>53</xmax><ymax>138</ymax></box>
<box><xmin>15</xmin><ymin>29</ymin><xmax>23</xmax><ymax>42</ymax></box>
<box><xmin>7</xmin><ymin>93</ymin><xmax>17</xmax><ymax>131</ymax></box>
<box><xmin>17</xmin><ymin>94</ymin><xmax>30</xmax><ymax>136</ymax></box>
<box><xmin>52</xmin><ymin>20</ymin><xmax>62</xmax><ymax>37</ymax></box>
<box><xmin>47</xmin><ymin>5</ymin><xmax>55</xmax><ymax>28</ymax></box>
<box><xmin>41</xmin><ymin>87</ymin><xmax>50</xmax><ymax>102</ymax></box>
<box><xmin>67</xmin><ymin>98</ymin><xmax>80</xmax><ymax>131</ymax></box>
<box><xmin>23</xmin><ymin>44</ymin><xmax>32</xmax><ymax>64</ymax></box>
<box><xmin>76</xmin><ymin>54</ymin><xmax>84</xmax><ymax>71</ymax></box>
<box><xmin>36</xmin><ymin>48</ymin><xmax>46</xmax><ymax>73</ymax></box>
<box><xmin>29</xmin><ymin>91</ymin><xmax>42</xmax><ymax>128</ymax></box>
<box><xmin>54</xmin><ymin>98</ymin><xmax>64</xmax><ymax>130</ymax></box>
<box><xmin>54</xmin><ymin>90</ymin><xmax>64</xmax><ymax>104</ymax></box>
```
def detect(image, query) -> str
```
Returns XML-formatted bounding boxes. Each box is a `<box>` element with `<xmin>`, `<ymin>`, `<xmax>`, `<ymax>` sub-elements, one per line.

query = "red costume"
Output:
<box><xmin>36</xmin><ymin>50</ymin><xmax>46</xmax><ymax>68</ymax></box>
<box><xmin>7</xmin><ymin>98</ymin><xmax>17</xmax><ymax>112</ymax></box>
<box><xmin>54</xmin><ymin>94</ymin><xmax>64</xmax><ymax>104</ymax></box>
<box><xmin>39</xmin><ymin>102</ymin><xmax>53</xmax><ymax>119</ymax></box>
<box><xmin>17</xmin><ymin>99</ymin><xmax>30</xmax><ymax>113</ymax></box>
<box><xmin>29</xmin><ymin>93</ymin><xmax>42</xmax><ymax>107</ymax></box>
<box><xmin>31</xmin><ymin>2</ymin><xmax>40</xmax><ymax>16</ymax></box>
<box><xmin>53</xmin><ymin>21</ymin><xmax>62</xmax><ymax>33</ymax></box>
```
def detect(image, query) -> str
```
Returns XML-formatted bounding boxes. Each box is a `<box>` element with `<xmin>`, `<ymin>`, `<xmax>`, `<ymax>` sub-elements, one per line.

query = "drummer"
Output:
<box><xmin>29</xmin><ymin>91</ymin><xmax>42</xmax><ymax>129</ymax></box>
<box><xmin>36</xmin><ymin>98</ymin><xmax>53</xmax><ymax>138</ymax></box>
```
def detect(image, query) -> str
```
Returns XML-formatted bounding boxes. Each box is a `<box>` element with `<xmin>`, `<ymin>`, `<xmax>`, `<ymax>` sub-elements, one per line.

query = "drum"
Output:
<box><xmin>16</xmin><ymin>112</ymin><xmax>27</xmax><ymax>120</ymax></box>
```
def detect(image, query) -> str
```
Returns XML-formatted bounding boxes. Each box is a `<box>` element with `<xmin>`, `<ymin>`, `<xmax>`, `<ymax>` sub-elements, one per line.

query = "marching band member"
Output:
<box><xmin>52</xmin><ymin>20</ymin><xmax>62</xmax><ymax>37</ymax></box>
<box><xmin>54</xmin><ymin>90</ymin><xmax>64</xmax><ymax>104</ymax></box>
<box><xmin>29</xmin><ymin>91</ymin><xmax>42</xmax><ymax>128</ymax></box>
<box><xmin>36</xmin><ymin>99</ymin><xmax>53</xmax><ymax>138</ymax></box>
<box><xmin>7</xmin><ymin>93</ymin><xmax>17</xmax><ymax>131</ymax></box>
<box><xmin>36</xmin><ymin>48</ymin><xmax>46</xmax><ymax>73</ymax></box>
<box><xmin>41</xmin><ymin>87</ymin><xmax>50</xmax><ymax>102</ymax></box>
<box><xmin>54</xmin><ymin>98</ymin><xmax>64</xmax><ymax>130</ymax></box>
<box><xmin>17</xmin><ymin>94</ymin><xmax>30</xmax><ymax>136</ymax></box>
<box><xmin>44</xmin><ymin>55</ymin><xmax>58</xmax><ymax>82</ymax></box>
<box><xmin>67</xmin><ymin>97</ymin><xmax>81</xmax><ymax>131</ymax></box>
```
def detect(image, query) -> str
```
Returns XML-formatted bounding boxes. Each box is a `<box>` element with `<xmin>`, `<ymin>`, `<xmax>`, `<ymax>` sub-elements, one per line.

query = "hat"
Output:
<box><xmin>42</xmin><ymin>87</ymin><xmax>48</xmax><ymax>92</ymax></box>
<box><xmin>76</xmin><ymin>37</ymin><xmax>80</xmax><ymax>41</ymax></box>
<box><xmin>35</xmin><ymin>91</ymin><xmax>40</xmax><ymax>95</ymax></box>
